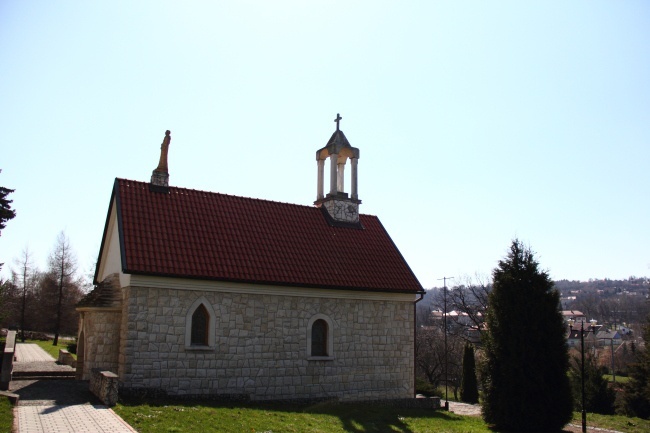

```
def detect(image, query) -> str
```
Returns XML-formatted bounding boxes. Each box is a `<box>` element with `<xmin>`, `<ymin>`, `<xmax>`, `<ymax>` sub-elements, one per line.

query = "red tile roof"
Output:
<box><xmin>99</xmin><ymin>178</ymin><xmax>423</xmax><ymax>294</ymax></box>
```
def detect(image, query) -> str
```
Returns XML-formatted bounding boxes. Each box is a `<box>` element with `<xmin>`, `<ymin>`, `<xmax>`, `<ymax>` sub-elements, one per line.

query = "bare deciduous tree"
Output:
<box><xmin>447</xmin><ymin>273</ymin><xmax>491</xmax><ymax>334</ymax></box>
<box><xmin>48</xmin><ymin>231</ymin><xmax>78</xmax><ymax>346</ymax></box>
<box><xmin>14</xmin><ymin>246</ymin><xmax>37</xmax><ymax>342</ymax></box>
<box><xmin>416</xmin><ymin>322</ymin><xmax>464</xmax><ymax>399</ymax></box>
<box><xmin>416</xmin><ymin>326</ymin><xmax>446</xmax><ymax>387</ymax></box>
<box><xmin>426</xmin><ymin>274</ymin><xmax>491</xmax><ymax>342</ymax></box>
<box><xmin>572</xmin><ymin>292</ymin><xmax>600</xmax><ymax>320</ymax></box>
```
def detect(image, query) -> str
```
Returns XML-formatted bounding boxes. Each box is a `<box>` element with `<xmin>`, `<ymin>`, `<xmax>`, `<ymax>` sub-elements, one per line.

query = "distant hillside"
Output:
<box><xmin>425</xmin><ymin>277</ymin><xmax>649</xmax><ymax>297</ymax></box>
<box><xmin>554</xmin><ymin>277</ymin><xmax>649</xmax><ymax>297</ymax></box>
<box><xmin>421</xmin><ymin>277</ymin><xmax>650</xmax><ymax>328</ymax></box>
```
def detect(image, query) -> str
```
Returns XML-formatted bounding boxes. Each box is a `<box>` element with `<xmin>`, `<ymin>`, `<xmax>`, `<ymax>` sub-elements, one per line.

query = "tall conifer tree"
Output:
<box><xmin>481</xmin><ymin>240</ymin><xmax>573</xmax><ymax>431</ymax></box>
<box><xmin>0</xmin><ymin>170</ymin><xmax>16</xmax><ymax>236</ymax></box>
<box><xmin>460</xmin><ymin>343</ymin><xmax>479</xmax><ymax>404</ymax></box>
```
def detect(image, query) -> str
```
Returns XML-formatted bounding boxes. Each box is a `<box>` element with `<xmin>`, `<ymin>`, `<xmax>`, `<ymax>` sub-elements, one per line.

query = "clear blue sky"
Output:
<box><xmin>1</xmin><ymin>1</ymin><xmax>649</xmax><ymax>288</ymax></box>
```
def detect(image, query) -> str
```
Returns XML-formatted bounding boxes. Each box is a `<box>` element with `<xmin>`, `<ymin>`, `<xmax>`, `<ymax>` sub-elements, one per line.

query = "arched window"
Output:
<box><xmin>191</xmin><ymin>304</ymin><xmax>209</xmax><ymax>346</ymax></box>
<box><xmin>184</xmin><ymin>297</ymin><xmax>216</xmax><ymax>350</ymax></box>
<box><xmin>306</xmin><ymin>314</ymin><xmax>335</xmax><ymax>360</ymax></box>
<box><xmin>311</xmin><ymin>319</ymin><xmax>328</xmax><ymax>356</ymax></box>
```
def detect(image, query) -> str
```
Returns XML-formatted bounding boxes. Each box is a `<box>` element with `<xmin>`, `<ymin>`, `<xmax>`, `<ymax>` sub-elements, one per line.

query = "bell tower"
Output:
<box><xmin>314</xmin><ymin>114</ymin><xmax>361</xmax><ymax>226</ymax></box>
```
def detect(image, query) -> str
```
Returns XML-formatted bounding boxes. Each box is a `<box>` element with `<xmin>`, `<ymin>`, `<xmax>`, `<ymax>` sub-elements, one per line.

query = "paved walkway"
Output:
<box><xmin>13</xmin><ymin>344</ymin><xmax>75</xmax><ymax>378</ymax></box>
<box><xmin>10</xmin><ymin>344</ymin><xmax>136</xmax><ymax>433</ymax></box>
<box><xmin>442</xmin><ymin>400</ymin><xmax>623</xmax><ymax>433</ymax></box>
<box><xmin>445</xmin><ymin>400</ymin><xmax>481</xmax><ymax>416</ymax></box>
<box><xmin>14</xmin><ymin>344</ymin><xmax>56</xmax><ymax>362</ymax></box>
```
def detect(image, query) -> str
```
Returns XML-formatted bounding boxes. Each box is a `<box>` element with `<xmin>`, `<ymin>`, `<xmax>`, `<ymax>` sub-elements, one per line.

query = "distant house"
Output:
<box><xmin>431</xmin><ymin>310</ymin><xmax>482</xmax><ymax>327</ymax></box>
<box><xmin>561</xmin><ymin>310</ymin><xmax>586</xmax><ymax>324</ymax></box>
<box><xmin>617</xmin><ymin>325</ymin><xmax>633</xmax><ymax>336</ymax></box>
<box><xmin>567</xmin><ymin>328</ymin><xmax>598</xmax><ymax>348</ymax></box>
<box><xmin>567</xmin><ymin>324</ymin><xmax>606</xmax><ymax>348</ymax></box>
<box><xmin>596</xmin><ymin>329</ymin><xmax>622</xmax><ymax>348</ymax></box>
<box><xmin>76</xmin><ymin>123</ymin><xmax>425</xmax><ymax>401</ymax></box>
<box><xmin>430</xmin><ymin>310</ymin><xmax>483</xmax><ymax>344</ymax></box>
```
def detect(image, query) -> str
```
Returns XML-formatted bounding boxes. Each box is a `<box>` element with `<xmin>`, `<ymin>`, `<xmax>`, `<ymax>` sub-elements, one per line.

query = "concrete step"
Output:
<box><xmin>13</xmin><ymin>375</ymin><xmax>76</xmax><ymax>381</ymax></box>
<box><xmin>13</xmin><ymin>370</ymin><xmax>76</xmax><ymax>380</ymax></box>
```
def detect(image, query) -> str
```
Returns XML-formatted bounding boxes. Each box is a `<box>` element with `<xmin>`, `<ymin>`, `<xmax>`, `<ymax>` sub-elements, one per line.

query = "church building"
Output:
<box><xmin>76</xmin><ymin>117</ymin><xmax>425</xmax><ymax>401</ymax></box>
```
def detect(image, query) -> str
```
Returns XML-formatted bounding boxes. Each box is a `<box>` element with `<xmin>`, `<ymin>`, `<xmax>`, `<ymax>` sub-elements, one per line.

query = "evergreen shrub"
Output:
<box><xmin>481</xmin><ymin>240</ymin><xmax>573</xmax><ymax>432</ymax></box>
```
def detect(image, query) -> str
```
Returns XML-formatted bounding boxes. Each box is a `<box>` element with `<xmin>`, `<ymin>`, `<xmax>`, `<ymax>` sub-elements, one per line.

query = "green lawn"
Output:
<box><xmin>114</xmin><ymin>398</ymin><xmax>650</xmax><ymax>433</ymax></box>
<box><xmin>571</xmin><ymin>412</ymin><xmax>650</xmax><ymax>433</ymax></box>
<box><xmin>603</xmin><ymin>374</ymin><xmax>630</xmax><ymax>384</ymax></box>
<box><xmin>0</xmin><ymin>397</ymin><xmax>12</xmax><ymax>433</ymax></box>
<box><xmin>114</xmin><ymin>400</ymin><xmax>490</xmax><ymax>433</ymax></box>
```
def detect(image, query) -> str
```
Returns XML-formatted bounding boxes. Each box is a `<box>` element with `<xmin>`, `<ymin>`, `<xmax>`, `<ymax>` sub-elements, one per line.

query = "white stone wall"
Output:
<box><xmin>118</xmin><ymin>287</ymin><xmax>132</xmax><ymax>381</ymax></box>
<box><xmin>80</xmin><ymin>310</ymin><xmax>122</xmax><ymax>380</ymax></box>
<box><xmin>119</xmin><ymin>286</ymin><xmax>415</xmax><ymax>401</ymax></box>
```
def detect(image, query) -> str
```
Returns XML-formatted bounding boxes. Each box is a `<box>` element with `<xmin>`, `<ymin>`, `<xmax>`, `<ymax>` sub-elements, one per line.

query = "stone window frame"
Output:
<box><xmin>306</xmin><ymin>313</ymin><xmax>335</xmax><ymax>361</ymax></box>
<box><xmin>184</xmin><ymin>296</ymin><xmax>216</xmax><ymax>351</ymax></box>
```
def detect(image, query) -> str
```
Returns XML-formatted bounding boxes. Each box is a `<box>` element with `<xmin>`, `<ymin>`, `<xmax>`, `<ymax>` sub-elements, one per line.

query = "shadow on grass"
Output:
<box><xmin>300</xmin><ymin>400</ymin><xmax>467</xmax><ymax>433</ymax></box>
<box><xmin>117</xmin><ymin>397</ymin><xmax>477</xmax><ymax>433</ymax></box>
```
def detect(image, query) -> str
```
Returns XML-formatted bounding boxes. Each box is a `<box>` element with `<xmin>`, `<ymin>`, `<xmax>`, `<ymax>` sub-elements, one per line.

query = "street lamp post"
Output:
<box><xmin>438</xmin><ymin>276</ymin><xmax>453</xmax><ymax>411</ymax></box>
<box><xmin>568</xmin><ymin>318</ymin><xmax>597</xmax><ymax>433</ymax></box>
<box><xmin>599</xmin><ymin>336</ymin><xmax>616</xmax><ymax>383</ymax></box>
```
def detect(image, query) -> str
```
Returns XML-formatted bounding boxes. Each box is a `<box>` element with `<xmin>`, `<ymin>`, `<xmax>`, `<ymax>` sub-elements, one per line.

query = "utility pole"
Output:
<box><xmin>438</xmin><ymin>276</ymin><xmax>454</xmax><ymax>411</ymax></box>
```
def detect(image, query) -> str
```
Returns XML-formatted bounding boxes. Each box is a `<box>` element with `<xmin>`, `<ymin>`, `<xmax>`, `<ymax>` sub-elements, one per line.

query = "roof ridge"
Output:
<box><xmin>116</xmin><ymin>178</ymin><xmax>378</xmax><ymax>217</ymax></box>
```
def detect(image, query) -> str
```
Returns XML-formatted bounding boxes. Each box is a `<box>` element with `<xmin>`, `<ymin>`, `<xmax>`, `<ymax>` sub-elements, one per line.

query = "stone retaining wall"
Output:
<box><xmin>119</xmin><ymin>286</ymin><xmax>415</xmax><ymax>401</ymax></box>
<box><xmin>0</xmin><ymin>331</ymin><xmax>16</xmax><ymax>391</ymax></box>
<box><xmin>90</xmin><ymin>368</ymin><xmax>119</xmax><ymax>406</ymax></box>
<box><xmin>58</xmin><ymin>349</ymin><xmax>77</xmax><ymax>368</ymax></box>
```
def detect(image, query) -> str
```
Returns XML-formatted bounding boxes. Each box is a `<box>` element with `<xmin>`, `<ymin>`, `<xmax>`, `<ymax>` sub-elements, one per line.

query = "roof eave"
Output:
<box><xmin>123</xmin><ymin>269</ymin><xmax>425</xmax><ymax>295</ymax></box>
<box><xmin>93</xmin><ymin>179</ymin><xmax>120</xmax><ymax>285</ymax></box>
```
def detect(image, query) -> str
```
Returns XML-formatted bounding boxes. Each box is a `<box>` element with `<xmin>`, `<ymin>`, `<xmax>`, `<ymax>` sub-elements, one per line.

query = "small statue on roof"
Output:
<box><xmin>151</xmin><ymin>130</ymin><xmax>171</xmax><ymax>189</ymax></box>
<box><xmin>155</xmin><ymin>130</ymin><xmax>171</xmax><ymax>173</ymax></box>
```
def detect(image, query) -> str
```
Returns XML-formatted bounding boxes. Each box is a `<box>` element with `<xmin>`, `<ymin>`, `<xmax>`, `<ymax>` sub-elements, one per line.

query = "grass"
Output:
<box><xmin>0</xmin><ymin>397</ymin><xmax>12</xmax><ymax>433</ymax></box>
<box><xmin>114</xmin><ymin>399</ymin><xmax>490</xmax><ymax>433</ymax></box>
<box><xmin>571</xmin><ymin>412</ymin><xmax>650</xmax><ymax>433</ymax></box>
<box><xmin>604</xmin><ymin>374</ymin><xmax>630</xmax><ymax>384</ymax></box>
<box><xmin>435</xmin><ymin>386</ymin><xmax>462</xmax><ymax>403</ymax></box>
<box><xmin>114</xmin><ymin>398</ymin><xmax>650</xmax><ymax>433</ymax></box>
